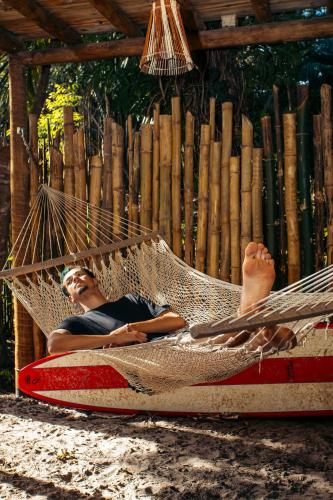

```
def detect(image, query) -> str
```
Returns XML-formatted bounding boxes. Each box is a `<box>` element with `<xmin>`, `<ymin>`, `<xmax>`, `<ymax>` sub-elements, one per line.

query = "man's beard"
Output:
<box><xmin>77</xmin><ymin>285</ymin><xmax>89</xmax><ymax>296</ymax></box>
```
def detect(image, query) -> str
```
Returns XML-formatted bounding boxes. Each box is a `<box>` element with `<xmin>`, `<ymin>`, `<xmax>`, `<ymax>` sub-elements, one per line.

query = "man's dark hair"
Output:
<box><xmin>60</xmin><ymin>266</ymin><xmax>95</xmax><ymax>297</ymax></box>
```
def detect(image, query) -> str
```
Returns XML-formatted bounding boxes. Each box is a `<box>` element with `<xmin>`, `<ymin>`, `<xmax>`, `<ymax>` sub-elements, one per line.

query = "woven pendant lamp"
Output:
<box><xmin>140</xmin><ymin>0</ymin><xmax>195</xmax><ymax>76</ymax></box>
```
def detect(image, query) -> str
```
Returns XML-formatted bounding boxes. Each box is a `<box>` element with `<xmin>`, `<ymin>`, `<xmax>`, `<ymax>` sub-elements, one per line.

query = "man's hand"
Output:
<box><xmin>106</xmin><ymin>324</ymin><xmax>148</xmax><ymax>347</ymax></box>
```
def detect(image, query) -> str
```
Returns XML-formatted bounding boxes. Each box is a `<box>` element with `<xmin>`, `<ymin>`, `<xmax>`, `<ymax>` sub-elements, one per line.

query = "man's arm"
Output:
<box><xmin>128</xmin><ymin>310</ymin><xmax>187</xmax><ymax>334</ymax></box>
<box><xmin>48</xmin><ymin>326</ymin><xmax>147</xmax><ymax>355</ymax></box>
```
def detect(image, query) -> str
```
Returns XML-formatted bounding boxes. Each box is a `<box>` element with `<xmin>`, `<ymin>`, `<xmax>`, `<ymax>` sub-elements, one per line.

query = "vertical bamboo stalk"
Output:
<box><xmin>112</xmin><ymin>123</ymin><xmax>125</xmax><ymax>238</ymax></box>
<box><xmin>209</xmin><ymin>97</ymin><xmax>216</xmax><ymax>167</ymax></box>
<box><xmin>63</xmin><ymin>106</ymin><xmax>75</xmax><ymax>253</ymax></box>
<box><xmin>140</xmin><ymin>123</ymin><xmax>153</xmax><ymax>229</ymax></box>
<box><xmin>261</xmin><ymin>115</ymin><xmax>277</xmax><ymax>259</ymax></box>
<box><xmin>159</xmin><ymin>115</ymin><xmax>172</xmax><ymax>245</ymax></box>
<box><xmin>74</xmin><ymin>128</ymin><xmax>86</xmax><ymax>202</ymax></box>
<box><xmin>9</xmin><ymin>56</ymin><xmax>34</xmax><ymax>381</ymax></box>
<box><xmin>184</xmin><ymin>111</ymin><xmax>194</xmax><ymax>267</ymax></box>
<box><xmin>273</xmin><ymin>85</ymin><xmax>287</xmax><ymax>282</ymax></box>
<box><xmin>296</xmin><ymin>84</ymin><xmax>313</xmax><ymax>277</ymax></box>
<box><xmin>230</xmin><ymin>156</ymin><xmax>241</xmax><ymax>285</ymax></box>
<box><xmin>220</xmin><ymin>101</ymin><xmax>233</xmax><ymax>281</ymax></box>
<box><xmin>127</xmin><ymin>115</ymin><xmax>134</xmax><ymax>228</ymax></box>
<box><xmin>321</xmin><ymin>84</ymin><xmax>333</xmax><ymax>265</ymax></box>
<box><xmin>283</xmin><ymin>113</ymin><xmax>300</xmax><ymax>283</ymax></box>
<box><xmin>103</xmin><ymin>116</ymin><xmax>113</xmax><ymax>212</ymax></box>
<box><xmin>89</xmin><ymin>155</ymin><xmax>103</xmax><ymax>246</ymax></box>
<box><xmin>152</xmin><ymin>103</ymin><xmax>160</xmax><ymax>232</ymax></box>
<box><xmin>29</xmin><ymin>113</ymin><xmax>44</xmax><ymax>361</ymax></box>
<box><xmin>241</xmin><ymin>115</ymin><xmax>253</xmax><ymax>260</ymax></box>
<box><xmin>207</xmin><ymin>141</ymin><xmax>221</xmax><ymax>278</ymax></box>
<box><xmin>172</xmin><ymin>96</ymin><xmax>182</xmax><ymax>257</ymax></box>
<box><xmin>50</xmin><ymin>146</ymin><xmax>63</xmax><ymax>191</ymax></box>
<box><xmin>130</xmin><ymin>132</ymin><xmax>140</xmax><ymax>234</ymax></box>
<box><xmin>252</xmin><ymin>148</ymin><xmax>264</xmax><ymax>243</ymax></box>
<box><xmin>313</xmin><ymin>115</ymin><xmax>325</xmax><ymax>271</ymax></box>
<box><xmin>196</xmin><ymin>124</ymin><xmax>210</xmax><ymax>273</ymax></box>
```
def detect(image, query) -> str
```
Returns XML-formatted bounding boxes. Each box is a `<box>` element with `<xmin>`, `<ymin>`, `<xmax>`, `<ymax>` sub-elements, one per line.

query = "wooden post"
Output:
<box><xmin>171</xmin><ymin>97</ymin><xmax>182</xmax><ymax>257</ymax></box>
<box><xmin>230</xmin><ymin>156</ymin><xmax>241</xmax><ymax>285</ymax></box>
<box><xmin>321</xmin><ymin>84</ymin><xmax>333</xmax><ymax>265</ymax></box>
<box><xmin>111</xmin><ymin>123</ymin><xmax>125</xmax><ymax>238</ymax></box>
<box><xmin>196</xmin><ymin>124</ymin><xmax>210</xmax><ymax>273</ymax></box>
<box><xmin>74</xmin><ymin>128</ymin><xmax>86</xmax><ymax>203</ymax></box>
<box><xmin>273</xmin><ymin>85</ymin><xmax>287</xmax><ymax>283</ymax></box>
<box><xmin>159</xmin><ymin>115</ymin><xmax>172</xmax><ymax>245</ymax></box>
<box><xmin>28</xmin><ymin>113</ymin><xmax>44</xmax><ymax>360</ymax></box>
<box><xmin>283</xmin><ymin>113</ymin><xmax>300</xmax><ymax>283</ymax></box>
<box><xmin>152</xmin><ymin>103</ymin><xmax>160</xmax><ymax>232</ymax></box>
<box><xmin>127</xmin><ymin>115</ymin><xmax>133</xmax><ymax>229</ymax></box>
<box><xmin>140</xmin><ymin>123</ymin><xmax>153</xmax><ymax>229</ymax></box>
<box><xmin>184</xmin><ymin>111</ymin><xmax>194</xmax><ymax>267</ymax></box>
<box><xmin>63</xmin><ymin>106</ymin><xmax>75</xmax><ymax>253</ymax></box>
<box><xmin>261</xmin><ymin>115</ymin><xmax>277</xmax><ymax>260</ymax></box>
<box><xmin>313</xmin><ymin>115</ymin><xmax>325</xmax><ymax>271</ymax></box>
<box><xmin>89</xmin><ymin>155</ymin><xmax>103</xmax><ymax>246</ymax></box>
<box><xmin>296</xmin><ymin>84</ymin><xmax>313</xmax><ymax>276</ymax></box>
<box><xmin>103</xmin><ymin>116</ymin><xmax>113</xmax><ymax>212</ymax></box>
<box><xmin>220</xmin><ymin>102</ymin><xmax>233</xmax><ymax>281</ymax></box>
<box><xmin>128</xmin><ymin>131</ymin><xmax>140</xmax><ymax>234</ymax></box>
<box><xmin>252</xmin><ymin>148</ymin><xmax>264</xmax><ymax>243</ymax></box>
<box><xmin>241</xmin><ymin>115</ymin><xmax>253</xmax><ymax>261</ymax></box>
<box><xmin>207</xmin><ymin>141</ymin><xmax>221</xmax><ymax>278</ymax></box>
<box><xmin>8</xmin><ymin>56</ymin><xmax>34</xmax><ymax>383</ymax></box>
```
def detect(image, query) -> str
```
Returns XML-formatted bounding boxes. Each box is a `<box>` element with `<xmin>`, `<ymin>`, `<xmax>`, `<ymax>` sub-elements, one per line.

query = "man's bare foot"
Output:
<box><xmin>246</xmin><ymin>325</ymin><xmax>297</xmax><ymax>353</ymax></box>
<box><xmin>239</xmin><ymin>242</ymin><xmax>276</xmax><ymax>316</ymax></box>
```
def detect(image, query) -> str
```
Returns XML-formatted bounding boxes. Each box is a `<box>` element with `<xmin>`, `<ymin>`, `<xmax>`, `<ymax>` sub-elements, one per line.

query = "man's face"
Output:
<box><xmin>62</xmin><ymin>268</ymin><xmax>97</xmax><ymax>303</ymax></box>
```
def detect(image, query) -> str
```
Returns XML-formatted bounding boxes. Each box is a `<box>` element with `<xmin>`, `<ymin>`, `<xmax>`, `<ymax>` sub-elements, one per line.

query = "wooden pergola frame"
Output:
<box><xmin>4</xmin><ymin>0</ymin><xmax>333</xmax><ymax>375</ymax></box>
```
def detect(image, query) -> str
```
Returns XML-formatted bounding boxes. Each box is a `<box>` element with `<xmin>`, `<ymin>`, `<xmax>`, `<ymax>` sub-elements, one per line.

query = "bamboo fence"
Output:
<box><xmin>2</xmin><ymin>84</ymin><xmax>333</xmax><ymax>363</ymax></box>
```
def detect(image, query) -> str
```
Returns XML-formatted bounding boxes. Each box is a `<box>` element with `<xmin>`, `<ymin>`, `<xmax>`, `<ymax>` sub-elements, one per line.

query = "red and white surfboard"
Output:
<box><xmin>19</xmin><ymin>325</ymin><xmax>333</xmax><ymax>417</ymax></box>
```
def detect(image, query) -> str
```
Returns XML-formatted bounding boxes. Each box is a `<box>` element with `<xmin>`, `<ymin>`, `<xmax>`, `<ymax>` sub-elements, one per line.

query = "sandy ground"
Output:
<box><xmin>0</xmin><ymin>393</ymin><xmax>332</xmax><ymax>499</ymax></box>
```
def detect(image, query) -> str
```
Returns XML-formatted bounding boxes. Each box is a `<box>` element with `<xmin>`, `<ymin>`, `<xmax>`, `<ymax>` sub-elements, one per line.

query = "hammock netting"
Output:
<box><xmin>1</xmin><ymin>185</ymin><xmax>331</xmax><ymax>394</ymax></box>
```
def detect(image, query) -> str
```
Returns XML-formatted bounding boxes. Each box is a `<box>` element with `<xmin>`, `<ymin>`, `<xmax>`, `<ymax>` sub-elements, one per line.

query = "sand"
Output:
<box><xmin>0</xmin><ymin>393</ymin><xmax>332</xmax><ymax>499</ymax></box>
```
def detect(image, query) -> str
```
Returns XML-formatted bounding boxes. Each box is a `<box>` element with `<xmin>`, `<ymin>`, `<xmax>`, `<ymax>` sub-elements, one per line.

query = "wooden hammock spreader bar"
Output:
<box><xmin>0</xmin><ymin>232</ymin><xmax>160</xmax><ymax>280</ymax></box>
<box><xmin>190</xmin><ymin>302</ymin><xmax>333</xmax><ymax>338</ymax></box>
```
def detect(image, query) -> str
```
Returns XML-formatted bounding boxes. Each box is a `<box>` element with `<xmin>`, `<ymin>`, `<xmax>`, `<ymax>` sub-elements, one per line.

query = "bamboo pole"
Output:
<box><xmin>103</xmin><ymin>116</ymin><xmax>113</xmax><ymax>212</ymax></box>
<box><xmin>321</xmin><ymin>84</ymin><xmax>333</xmax><ymax>265</ymax></box>
<box><xmin>29</xmin><ymin>113</ymin><xmax>44</xmax><ymax>361</ymax></box>
<box><xmin>129</xmin><ymin>131</ymin><xmax>140</xmax><ymax>234</ymax></box>
<box><xmin>230</xmin><ymin>156</ymin><xmax>241</xmax><ymax>285</ymax></box>
<box><xmin>8</xmin><ymin>56</ymin><xmax>34</xmax><ymax>382</ymax></box>
<box><xmin>241</xmin><ymin>115</ymin><xmax>253</xmax><ymax>261</ymax></box>
<box><xmin>184</xmin><ymin>111</ymin><xmax>194</xmax><ymax>267</ymax></box>
<box><xmin>196</xmin><ymin>124</ymin><xmax>210</xmax><ymax>273</ymax></box>
<box><xmin>152</xmin><ymin>103</ymin><xmax>160</xmax><ymax>232</ymax></box>
<box><xmin>296</xmin><ymin>84</ymin><xmax>313</xmax><ymax>277</ymax></box>
<box><xmin>209</xmin><ymin>97</ymin><xmax>216</xmax><ymax>168</ymax></box>
<box><xmin>89</xmin><ymin>155</ymin><xmax>103</xmax><ymax>246</ymax></box>
<box><xmin>74</xmin><ymin>128</ymin><xmax>86</xmax><ymax>202</ymax></box>
<box><xmin>207</xmin><ymin>141</ymin><xmax>221</xmax><ymax>278</ymax></box>
<box><xmin>252</xmin><ymin>148</ymin><xmax>264</xmax><ymax>243</ymax></box>
<box><xmin>313</xmin><ymin>114</ymin><xmax>325</xmax><ymax>271</ymax></box>
<box><xmin>283</xmin><ymin>112</ymin><xmax>300</xmax><ymax>283</ymax></box>
<box><xmin>159</xmin><ymin>115</ymin><xmax>172</xmax><ymax>245</ymax></box>
<box><xmin>261</xmin><ymin>115</ymin><xmax>277</xmax><ymax>259</ymax></box>
<box><xmin>111</xmin><ymin>122</ymin><xmax>125</xmax><ymax>238</ymax></box>
<box><xmin>273</xmin><ymin>85</ymin><xmax>287</xmax><ymax>283</ymax></box>
<box><xmin>49</xmin><ymin>144</ymin><xmax>64</xmax><ymax>257</ymax></box>
<box><xmin>127</xmin><ymin>115</ymin><xmax>133</xmax><ymax>229</ymax></box>
<box><xmin>220</xmin><ymin>101</ymin><xmax>233</xmax><ymax>281</ymax></box>
<box><xmin>63</xmin><ymin>106</ymin><xmax>75</xmax><ymax>253</ymax></box>
<box><xmin>172</xmin><ymin>96</ymin><xmax>182</xmax><ymax>257</ymax></box>
<box><xmin>140</xmin><ymin>123</ymin><xmax>153</xmax><ymax>229</ymax></box>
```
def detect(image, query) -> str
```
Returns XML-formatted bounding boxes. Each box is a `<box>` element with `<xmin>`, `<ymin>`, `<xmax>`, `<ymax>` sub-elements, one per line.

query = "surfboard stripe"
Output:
<box><xmin>19</xmin><ymin>356</ymin><xmax>333</xmax><ymax>394</ymax></box>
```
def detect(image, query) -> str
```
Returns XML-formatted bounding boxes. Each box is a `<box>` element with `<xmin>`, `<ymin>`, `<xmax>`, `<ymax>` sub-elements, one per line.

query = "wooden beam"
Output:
<box><xmin>0</xmin><ymin>26</ymin><xmax>24</xmax><ymax>52</ymax></box>
<box><xmin>250</xmin><ymin>0</ymin><xmax>271</xmax><ymax>23</ymax></box>
<box><xmin>87</xmin><ymin>0</ymin><xmax>141</xmax><ymax>37</ymax></box>
<box><xmin>181</xmin><ymin>1</ymin><xmax>206</xmax><ymax>31</ymax></box>
<box><xmin>18</xmin><ymin>15</ymin><xmax>333</xmax><ymax>66</ymax></box>
<box><xmin>2</xmin><ymin>0</ymin><xmax>81</xmax><ymax>45</ymax></box>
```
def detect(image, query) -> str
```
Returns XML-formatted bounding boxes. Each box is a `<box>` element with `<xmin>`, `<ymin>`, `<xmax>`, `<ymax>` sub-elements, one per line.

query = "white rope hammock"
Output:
<box><xmin>1</xmin><ymin>185</ymin><xmax>331</xmax><ymax>393</ymax></box>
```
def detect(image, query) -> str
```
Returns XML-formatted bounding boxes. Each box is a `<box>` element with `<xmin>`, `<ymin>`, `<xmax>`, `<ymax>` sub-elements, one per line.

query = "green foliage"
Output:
<box><xmin>38</xmin><ymin>83</ymin><xmax>82</xmax><ymax>145</ymax></box>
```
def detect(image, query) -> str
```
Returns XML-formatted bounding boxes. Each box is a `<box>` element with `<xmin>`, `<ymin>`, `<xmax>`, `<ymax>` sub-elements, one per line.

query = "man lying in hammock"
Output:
<box><xmin>48</xmin><ymin>242</ymin><xmax>296</xmax><ymax>354</ymax></box>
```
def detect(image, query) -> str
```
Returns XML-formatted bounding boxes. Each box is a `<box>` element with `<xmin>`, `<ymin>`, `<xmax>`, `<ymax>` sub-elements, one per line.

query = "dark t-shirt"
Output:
<box><xmin>56</xmin><ymin>294</ymin><xmax>170</xmax><ymax>341</ymax></box>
